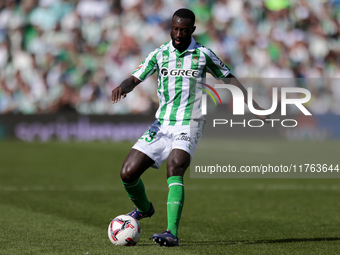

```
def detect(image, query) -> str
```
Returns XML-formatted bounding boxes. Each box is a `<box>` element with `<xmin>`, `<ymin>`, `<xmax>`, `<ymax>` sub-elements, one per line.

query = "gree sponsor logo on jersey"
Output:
<box><xmin>160</xmin><ymin>67</ymin><xmax>199</xmax><ymax>77</ymax></box>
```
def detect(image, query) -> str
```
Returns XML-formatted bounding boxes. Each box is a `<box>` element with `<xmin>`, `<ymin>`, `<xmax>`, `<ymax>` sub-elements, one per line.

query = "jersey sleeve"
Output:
<box><xmin>202</xmin><ymin>48</ymin><xmax>231</xmax><ymax>79</ymax></box>
<box><xmin>132</xmin><ymin>49</ymin><xmax>159</xmax><ymax>81</ymax></box>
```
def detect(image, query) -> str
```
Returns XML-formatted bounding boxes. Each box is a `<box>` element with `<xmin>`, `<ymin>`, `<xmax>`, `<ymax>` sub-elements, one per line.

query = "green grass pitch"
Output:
<box><xmin>0</xmin><ymin>139</ymin><xmax>340</xmax><ymax>254</ymax></box>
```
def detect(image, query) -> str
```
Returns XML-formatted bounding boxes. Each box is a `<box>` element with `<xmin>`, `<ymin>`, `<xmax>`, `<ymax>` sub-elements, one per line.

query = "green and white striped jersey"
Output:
<box><xmin>132</xmin><ymin>38</ymin><xmax>230</xmax><ymax>126</ymax></box>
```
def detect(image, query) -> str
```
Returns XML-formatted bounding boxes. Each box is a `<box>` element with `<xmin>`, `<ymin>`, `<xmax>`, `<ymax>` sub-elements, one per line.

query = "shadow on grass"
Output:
<box><xmin>174</xmin><ymin>237</ymin><xmax>340</xmax><ymax>246</ymax></box>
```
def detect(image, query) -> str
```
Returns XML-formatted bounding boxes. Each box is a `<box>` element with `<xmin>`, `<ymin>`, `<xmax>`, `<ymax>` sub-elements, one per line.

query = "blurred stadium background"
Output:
<box><xmin>1</xmin><ymin>1</ymin><xmax>340</xmax><ymax>253</ymax></box>
<box><xmin>0</xmin><ymin>0</ymin><xmax>339</xmax><ymax>141</ymax></box>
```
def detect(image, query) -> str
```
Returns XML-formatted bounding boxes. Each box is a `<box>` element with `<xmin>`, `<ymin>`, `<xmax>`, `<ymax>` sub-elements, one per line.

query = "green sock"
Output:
<box><xmin>121</xmin><ymin>178</ymin><xmax>151</xmax><ymax>213</ymax></box>
<box><xmin>167</xmin><ymin>176</ymin><xmax>185</xmax><ymax>238</ymax></box>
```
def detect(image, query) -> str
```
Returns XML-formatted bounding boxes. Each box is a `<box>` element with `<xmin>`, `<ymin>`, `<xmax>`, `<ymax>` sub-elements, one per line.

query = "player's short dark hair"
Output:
<box><xmin>172</xmin><ymin>8</ymin><xmax>195</xmax><ymax>26</ymax></box>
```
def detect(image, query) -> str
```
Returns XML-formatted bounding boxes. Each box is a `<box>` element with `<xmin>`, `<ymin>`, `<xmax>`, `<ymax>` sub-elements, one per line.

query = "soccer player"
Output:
<box><xmin>112</xmin><ymin>8</ymin><xmax>268</xmax><ymax>247</ymax></box>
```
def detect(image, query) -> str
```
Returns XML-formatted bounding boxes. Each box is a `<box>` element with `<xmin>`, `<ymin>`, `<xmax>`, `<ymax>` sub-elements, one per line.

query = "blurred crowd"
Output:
<box><xmin>0</xmin><ymin>0</ymin><xmax>340</xmax><ymax>115</ymax></box>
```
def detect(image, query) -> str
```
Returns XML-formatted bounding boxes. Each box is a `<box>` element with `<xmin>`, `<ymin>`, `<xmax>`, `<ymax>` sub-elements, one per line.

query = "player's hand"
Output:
<box><xmin>112</xmin><ymin>87</ymin><xmax>126</xmax><ymax>104</ymax></box>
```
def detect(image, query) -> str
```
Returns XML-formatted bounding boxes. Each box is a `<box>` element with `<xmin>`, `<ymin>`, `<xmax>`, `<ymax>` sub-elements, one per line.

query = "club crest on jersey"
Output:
<box><xmin>160</xmin><ymin>67</ymin><xmax>199</xmax><ymax>77</ymax></box>
<box><xmin>192</xmin><ymin>57</ymin><xmax>199</xmax><ymax>65</ymax></box>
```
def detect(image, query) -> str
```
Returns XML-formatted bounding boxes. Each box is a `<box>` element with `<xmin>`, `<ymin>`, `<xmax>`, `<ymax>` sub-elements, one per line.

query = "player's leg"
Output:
<box><xmin>120</xmin><ymin>148</ymin><xmax>154</xmax><ymax>183</ymax></box>
<box><xmin>152</xmin><ymin>149</ymin><xmax>190</xmax><ymax>246</ymax></box>
<box><xmin>153</xmin><ymin>121</ymin><xmax>203</xmax><ymax>246</ymax></box>
<box><xmin>123</xmin><ymin>121</ymin><xmax>170</xmax><ymax>220</ymax></box>
<box><xmin>120</xmin><ymin>149</ymin><xmax>155</xmax><ymax>218</ymax></box>
<box><xmin>166</xmin><ymin>149</ymin><xmax>190</xmax><ymax>236</ymax></box>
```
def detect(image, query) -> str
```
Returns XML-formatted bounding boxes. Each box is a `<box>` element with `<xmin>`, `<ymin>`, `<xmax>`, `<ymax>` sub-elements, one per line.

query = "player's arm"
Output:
<box><xmin>222</xmin><ymin>73</ymin><xmax>270</xmax><ymax>123</ymax></box>
<box><xmin>112</xmin><ymin>48</ymin><xmax>158</xmax><ymax>104</ymax></box>
<box><xmin>111</xmin><ymin>76</ymin><xmax>141</xmax><ymax>104</ymax></box>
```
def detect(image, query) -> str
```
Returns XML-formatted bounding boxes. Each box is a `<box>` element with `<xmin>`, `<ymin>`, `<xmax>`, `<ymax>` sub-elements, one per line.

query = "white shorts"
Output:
<box><xmin>132</xmin><ymin>120</ymin><xmax>204</xmax><ymax>169</ymax></box>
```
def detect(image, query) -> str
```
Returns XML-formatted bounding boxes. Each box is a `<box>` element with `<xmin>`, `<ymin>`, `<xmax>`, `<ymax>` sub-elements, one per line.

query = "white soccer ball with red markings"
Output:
<box><xmin>108</xmin><ymin>215</ymin><xmax>142</xmax><ymax>246</ymax></box>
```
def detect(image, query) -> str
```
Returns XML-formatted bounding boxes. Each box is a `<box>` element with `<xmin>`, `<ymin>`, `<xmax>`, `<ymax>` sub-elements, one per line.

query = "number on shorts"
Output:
<box><xmin>140</xmin><ymin>129</ymin><xmax>157</xmax><ymax>143</ymax></box>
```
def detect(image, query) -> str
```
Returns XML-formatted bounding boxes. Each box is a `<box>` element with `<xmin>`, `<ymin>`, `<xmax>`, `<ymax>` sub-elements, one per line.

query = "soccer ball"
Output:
<box><xmin>108</xmin><ymin>215</ymin><xmax>142</xmax><ymax>246</ymax></box>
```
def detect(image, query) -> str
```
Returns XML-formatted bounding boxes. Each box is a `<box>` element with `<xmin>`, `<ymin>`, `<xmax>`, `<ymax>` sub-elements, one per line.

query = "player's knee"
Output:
<box><xmin>167</xmin><ymin>159</ymin><xmax>188</xmax><ymax>177</ymax></box>
<box><xmin>120</xmin><ymin>162</ymin><xmax>137</xmax><ymax>183</ymax></box>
